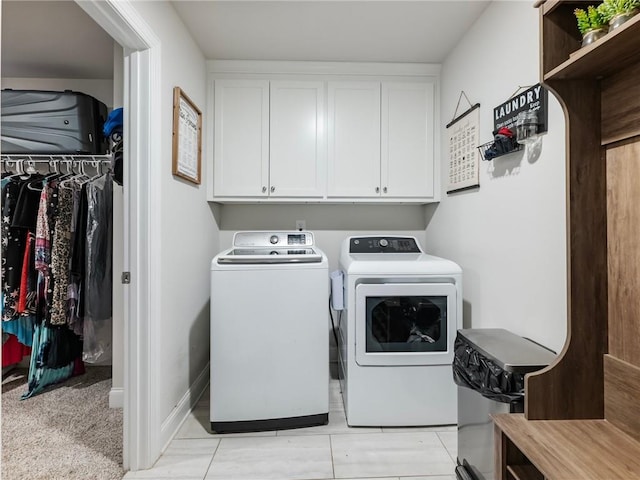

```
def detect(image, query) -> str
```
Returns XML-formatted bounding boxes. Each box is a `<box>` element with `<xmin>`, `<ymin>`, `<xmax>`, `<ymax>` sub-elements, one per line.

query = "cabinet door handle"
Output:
<box><xmin>262</xmin><ymin>186</ymin><xmax>267</xmax><ymax>193</ymax></box>
<box><xmin>375</xmin><ymin>187</ymin><xmax>380</xmax><ymax>193</ymax></box>
<box><xmin>383</xmin><ymin>187</ymin><xmax>388</xmax><ymax>194</ymax></box>
<box><xmin>270</xmin><ymin>186</ymin><xmax>275</xmax><ymax>193</ymax></box>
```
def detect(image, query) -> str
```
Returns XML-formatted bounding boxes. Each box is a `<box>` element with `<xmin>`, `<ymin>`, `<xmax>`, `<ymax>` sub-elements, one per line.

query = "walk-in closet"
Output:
<box><xmin>1</xmin><ymin>2</ymin><xmax>125</xmax><ymax>479</ymax></box>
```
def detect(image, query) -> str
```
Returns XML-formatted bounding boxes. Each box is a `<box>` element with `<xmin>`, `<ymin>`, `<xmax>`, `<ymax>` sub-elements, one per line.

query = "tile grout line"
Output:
<box><xmin>201</xmin><ymin>438</ymin><xmax>222</xmax><ymax>480</ymax></box>
<box><xmin>435</xmin><ymin>431</ymin><xmax>456</xmax><ymax>464</ymax></box>
<box><xmin>328</xmin><ymin>433</ymin><xmax>337</xmax><ymax>479</ymax></box>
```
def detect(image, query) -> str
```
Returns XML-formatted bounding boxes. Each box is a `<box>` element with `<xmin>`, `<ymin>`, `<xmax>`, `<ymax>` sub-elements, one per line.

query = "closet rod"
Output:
<box><xmin>1</xmin><ymin>154</ymin><xmax>112</xmax><ymax>163</ymax></box>
<box><xmin>2</xmin><ymin>155</ymin><xmax>113</xmax><ymax>176</ymax></box>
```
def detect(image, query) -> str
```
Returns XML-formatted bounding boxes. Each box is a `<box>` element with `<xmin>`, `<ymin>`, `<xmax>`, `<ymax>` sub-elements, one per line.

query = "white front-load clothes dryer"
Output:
<box><xmin>210</xmin><ymin>231</ymin><xmax>329</xmax><ymax>433</ymax></box>
<box><xmin>337</xmin><ymin>235</ymin><xmax>462</xmax><ymax>427</ymax></box>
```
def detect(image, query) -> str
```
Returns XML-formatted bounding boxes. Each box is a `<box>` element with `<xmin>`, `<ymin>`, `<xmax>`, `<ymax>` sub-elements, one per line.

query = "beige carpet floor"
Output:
<box><xmin>2</xmin><ymin>366</ymin><xmax>124</xmax><ymax>480</ymax></box>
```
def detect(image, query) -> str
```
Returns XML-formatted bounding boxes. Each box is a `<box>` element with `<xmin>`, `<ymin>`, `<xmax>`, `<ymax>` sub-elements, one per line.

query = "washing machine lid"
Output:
<box><xmin>217</xmin><ymin>247</ymin><xmax>323</xmax><ymax>264</ymax></box>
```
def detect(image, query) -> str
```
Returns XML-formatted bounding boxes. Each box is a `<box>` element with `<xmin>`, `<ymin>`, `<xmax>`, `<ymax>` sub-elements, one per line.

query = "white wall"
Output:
<box><xmin>426</xmin><ymin>1</ymin><xmax>567</xmax><ymax>354</ymax></box>
<box><xmin>129</xmin><ymin>1</ymin><xmax>220</xmax><ymax>454</ymax></box>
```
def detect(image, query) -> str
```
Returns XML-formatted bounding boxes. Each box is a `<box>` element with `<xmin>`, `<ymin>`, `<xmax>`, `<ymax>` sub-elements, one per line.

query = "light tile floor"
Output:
<box><xmin>124</xmin><ymin>379</ymin><xmax>458</xmax><ymax>480</ymax></box>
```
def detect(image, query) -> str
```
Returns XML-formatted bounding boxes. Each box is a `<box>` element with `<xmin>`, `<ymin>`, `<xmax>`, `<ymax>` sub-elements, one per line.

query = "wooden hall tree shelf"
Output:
<box><xmin>544</xmin><ymin>10</ymin><xmax>640</xmax><ymax>81</ymax></box>
<box><xmin>494</xmin><ymin>2</ymin><xmax>640</xmax><ymax>479</ymax></box>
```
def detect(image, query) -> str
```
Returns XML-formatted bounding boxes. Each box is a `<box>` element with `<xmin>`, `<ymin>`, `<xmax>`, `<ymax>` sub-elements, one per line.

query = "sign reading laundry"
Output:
<box><xmin>493</xmin><ymin>84</ymin><xmax>548</xmax><ymax>134</ymax></box>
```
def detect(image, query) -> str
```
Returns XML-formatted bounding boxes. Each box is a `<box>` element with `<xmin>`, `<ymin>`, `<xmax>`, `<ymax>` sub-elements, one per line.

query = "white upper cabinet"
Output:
<box><xmin>381</xmin><ymin>82</ymin><xmax>435</xmax><ymax>198</ymax></box>
<box><xmin>269</xmin><ymin>81</ymin><xmax>325</xmax><ymax>198</ymax></box>
<box><xmin>327</xmin><ymin>81</ymin><xmax>381</xmax><ymax>197</ymax></box>
<box><xmin>328</xmin><ymin>80</ymin><xmax>436</xmax><ymax>200</ymax></box>
<box><xmin>208</xmin><ymin>63</ymin><xmax>439</xmax><ymax>203</ymax></box>
<box><xmin>213</xmin><ymin>79</ymin><xmax>269</xmax><ymax>197</ymax></box>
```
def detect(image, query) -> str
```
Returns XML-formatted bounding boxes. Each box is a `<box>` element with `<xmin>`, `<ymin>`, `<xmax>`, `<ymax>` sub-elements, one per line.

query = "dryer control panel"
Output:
<box><xmin>349</xmin><ymin>236</ymin><xmax>421</xmax><ymax>253</ymax></box>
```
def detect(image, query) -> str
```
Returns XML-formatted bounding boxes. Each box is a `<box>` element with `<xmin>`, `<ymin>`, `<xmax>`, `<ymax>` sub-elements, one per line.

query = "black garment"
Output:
<box><xmin>2</xmin><ymin>179</ymin><xmax>27</xmax><ymax>321</ymax></box>
<box><xmin>13</xmin><ymin>178</ymin><xmax>44</xmax><ymax>317</ymax></box>
<box><xmin>111</xmin><ymin>131</ymin><xmax>123</xmax><ymax>186</ymax></box>
<box><xmin>70</xmin><ymin>184</ymin><xmax>88</xmax><ymax>319</ymax></box>
<box><xmin>40</xmin><ymin>326</ymin><xmax>83</xmax><ymax>369</ymax></box>
<box><xmin>113</xmin><ymin>151</ymin><xmax>123</xmax><ymax>186</ymax></box>
<box><xmin>2</xmin><ymin>177</ymin><xmax>40</xmax><ymax>320</ymax></box>
<box><xmin>12</xmin><ymin>177</ymin><xmax>44</xmax><ymax>231</ymax></box>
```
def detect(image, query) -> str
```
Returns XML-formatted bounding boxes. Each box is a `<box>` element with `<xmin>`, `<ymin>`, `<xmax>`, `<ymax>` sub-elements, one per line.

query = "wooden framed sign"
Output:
<box><xmin>172</xmin><ymin>86</ymin><xmax>202</xmax><ymax>184</ymax></box>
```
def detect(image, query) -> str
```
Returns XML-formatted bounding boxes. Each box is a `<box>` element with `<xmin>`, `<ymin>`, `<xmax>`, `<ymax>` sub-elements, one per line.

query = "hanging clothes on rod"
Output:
<box><xmin>1</xmin><ymin>156</ymin><xmax>114</xmax><ymax>398</ymax></box>
<box><xmin>2</xmin><ymin>163</ymin><xmax>41</xmax><ymax>368</ymax></box>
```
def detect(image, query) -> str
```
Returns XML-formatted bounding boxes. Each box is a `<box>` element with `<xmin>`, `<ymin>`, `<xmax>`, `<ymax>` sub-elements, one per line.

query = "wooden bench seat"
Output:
<box><xmin>493</xmin><ymin>414</ymin><xmax>640</xmax><ymax>480</ymax></box>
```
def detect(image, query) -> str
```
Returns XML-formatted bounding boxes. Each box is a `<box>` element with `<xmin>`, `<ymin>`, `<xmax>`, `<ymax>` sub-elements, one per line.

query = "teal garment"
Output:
<box><xmin>21</xmin><ymin>321</ymin><xmax>74</xmax><ymax>400</ymax></box>
<box><xmin>0</xmin><ymin>308</ymin><xmax>35</xmax><ymax>346</ymax></box>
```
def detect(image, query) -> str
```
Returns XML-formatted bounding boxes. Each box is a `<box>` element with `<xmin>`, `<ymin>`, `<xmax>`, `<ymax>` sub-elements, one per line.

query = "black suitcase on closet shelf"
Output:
<box><xmin>1</xmin><ymin>89</ymin><xmax>109</xmax><ymax>154</ymax></box>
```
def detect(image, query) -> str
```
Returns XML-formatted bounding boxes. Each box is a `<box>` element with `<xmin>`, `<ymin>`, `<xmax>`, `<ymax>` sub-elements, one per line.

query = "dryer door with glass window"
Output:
<box><xmin>355</xmin><ymin>282</ymin><xmax>457</xmax><ymax>366</ymax></box>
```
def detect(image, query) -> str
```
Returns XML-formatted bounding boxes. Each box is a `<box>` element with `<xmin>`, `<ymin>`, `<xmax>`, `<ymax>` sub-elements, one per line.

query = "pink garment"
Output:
<box><xmin>2</xmin><ymin>334</ymin><xmax>31</xmax><ymax>368</ymax></box>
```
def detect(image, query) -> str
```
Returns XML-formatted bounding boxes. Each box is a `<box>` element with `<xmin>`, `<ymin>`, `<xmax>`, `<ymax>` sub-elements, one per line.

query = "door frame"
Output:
<box><xmin>75</xmin><ymin>0</ymin><xmax>160</xmax><ymax>471</ymax></box>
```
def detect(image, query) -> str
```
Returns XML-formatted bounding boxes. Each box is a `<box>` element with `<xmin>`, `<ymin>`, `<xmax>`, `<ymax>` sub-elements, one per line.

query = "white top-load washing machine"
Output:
<box><xmin>210</xmin><ymin>231</ymin><xmax>329</xmax><ymax>433</ymax></box>
<box><xmin>338</xmin><ymin>235</ymin><xmax>462</xmax><ymax>427</ymax></box>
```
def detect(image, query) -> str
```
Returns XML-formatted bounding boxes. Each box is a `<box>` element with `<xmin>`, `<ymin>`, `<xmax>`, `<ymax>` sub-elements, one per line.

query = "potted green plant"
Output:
<box><xmin>574</xmin><ymin>5</ymin><xmax>608</xmax><ymax>46</ymax></box>
<box><xmin>598</xmin><ymin>0</ymin><xmax>640</xmax><ymax>31</ymax></box>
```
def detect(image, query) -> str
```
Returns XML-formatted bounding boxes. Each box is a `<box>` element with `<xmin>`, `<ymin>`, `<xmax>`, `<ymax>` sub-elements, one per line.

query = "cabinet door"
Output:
<box><xmin>270</xmin><ymin>81</ymin><xmax>324</xmax><ymax>198</ymax></box>
<box><xmin>381</xmin><ymin>82</ymin><xmax>435</xmax><ymax>198</ymax></box>
<box><xmin>214</xmin><ymin>79</ymin><xmax>269</xmax><ymax>197</ymax></box>
<box><xmin>328</xmin><ymin>82</ymin><xmax>381</xmax><ymax>197</ymax></box>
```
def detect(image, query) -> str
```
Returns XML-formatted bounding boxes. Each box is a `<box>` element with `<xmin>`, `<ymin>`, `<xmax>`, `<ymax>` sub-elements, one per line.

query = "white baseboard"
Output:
<box><xmin>109</xmin><ymin>387</ymin><xmax>124</xmax><ymax>409</ymax></box>
<box><xmin>159</xmin><ymin>363</ymin><xmax>211</xmax><ymax>453</ymax></box>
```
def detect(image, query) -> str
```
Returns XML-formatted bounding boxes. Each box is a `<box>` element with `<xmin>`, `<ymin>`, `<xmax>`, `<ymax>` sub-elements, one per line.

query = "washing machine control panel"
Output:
<box><xmin>234</xmin><ymin>231</ymin><xmax>314</xmax><ymax>248</ymax></box>
<box><xmin>349</xmin><ymin>236</ymin><xmax>421</xmax><ymax>253</ymax></box>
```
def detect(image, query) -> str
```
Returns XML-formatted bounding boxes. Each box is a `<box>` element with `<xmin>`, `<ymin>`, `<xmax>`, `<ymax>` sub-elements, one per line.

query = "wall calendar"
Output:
<box><xmin>446</xmin><ymin>102</ymin><xmax>480</xmax><ymax>194</ymax></box>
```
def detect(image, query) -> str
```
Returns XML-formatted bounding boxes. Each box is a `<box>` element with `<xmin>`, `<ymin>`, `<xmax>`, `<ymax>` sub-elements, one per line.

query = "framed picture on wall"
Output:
<box><xmin>172</xmin><ymin>86</ymin><xmax>202</xmax><ymax>184</ymax></box>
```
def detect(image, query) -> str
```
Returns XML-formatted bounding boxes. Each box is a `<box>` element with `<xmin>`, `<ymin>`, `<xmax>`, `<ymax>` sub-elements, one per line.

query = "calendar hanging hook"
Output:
<box><xmin>447</xmin><ymin>91</ymin><xmax>481</xmax><ymax>129</ymax></box>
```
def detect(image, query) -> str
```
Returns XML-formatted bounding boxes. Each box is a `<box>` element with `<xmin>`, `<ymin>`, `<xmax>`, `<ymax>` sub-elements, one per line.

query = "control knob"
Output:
<box><xmin>269</xmin><ymin>235</ymin><xmax>279</xmax><ymax>244</ymax></box>
<box><xmin>379</xmin><ymin>238</ymin><xmax>389</xmax><ymax>248</ymax></box>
